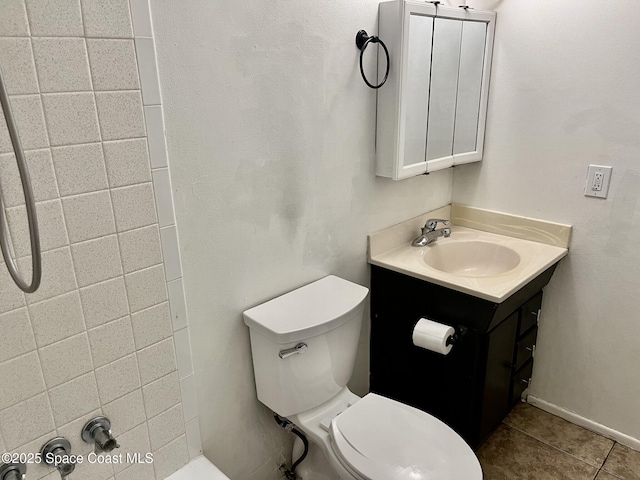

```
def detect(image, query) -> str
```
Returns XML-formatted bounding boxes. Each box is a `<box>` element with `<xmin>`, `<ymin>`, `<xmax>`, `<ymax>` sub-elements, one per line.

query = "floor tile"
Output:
<box><xmin>595</xmin><ymin>471</ymin><xmax>622</xmax><ymax>480</ymax></box>
<box><xmin>477</xmin><ymin>425</ymin><xmax>598</xmax><ymax>480</ymax></box>
<box><xmin>602</xmin><ymin>443</ymin><xmax>640</xmax><ymax>479</ymax></box>
<box><xmin>504</xmin><ymin>402</ymin><xmax>615</xmax><ymax>467</ymax></box>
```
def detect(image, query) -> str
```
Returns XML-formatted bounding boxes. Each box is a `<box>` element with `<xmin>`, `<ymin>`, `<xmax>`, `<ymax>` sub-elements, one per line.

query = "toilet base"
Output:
<box><xmin>287</xmin><ymin>388</ymin><xmax>363</xmax><ymax>480</ymax></box>
<box><xmin>290</xmin><ymin>436</ymin><xmax>336</xmax><ymax>480</ymax></box>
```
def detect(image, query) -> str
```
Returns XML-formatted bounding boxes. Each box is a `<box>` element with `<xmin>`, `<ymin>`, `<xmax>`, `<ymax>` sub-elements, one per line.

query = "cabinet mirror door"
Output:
<box><xmin>400</xmin><ymin>13</ymin><xmax>434</xmax><ymax>176</ymax></box>
<box><xmin>453</xmin><ymin>20</ymin><xmax>487</xmax><ymax>162</ymax></box>
<box><xmin>425</xmin><ymin>17</ymin><xmax>462</xmax><ymax>171</ymax></box>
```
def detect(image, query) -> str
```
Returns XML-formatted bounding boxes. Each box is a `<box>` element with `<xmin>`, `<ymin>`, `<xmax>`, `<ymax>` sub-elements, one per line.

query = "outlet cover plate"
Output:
<box><xmin>585</xmin><ymin>165</ymin><xmax>612</xmax><ymax>198</ymax></box>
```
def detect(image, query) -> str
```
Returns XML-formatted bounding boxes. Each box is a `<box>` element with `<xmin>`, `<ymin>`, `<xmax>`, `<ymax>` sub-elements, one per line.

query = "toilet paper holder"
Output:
<box><xmin>445</xmin><ymin>326</ymin><xmax>468</xmax><ymax>346</ymax></box>
<box><xmin>412</xmin><ymin>318</ymin><xmax>468</xmax><ymax>355</ymax></box>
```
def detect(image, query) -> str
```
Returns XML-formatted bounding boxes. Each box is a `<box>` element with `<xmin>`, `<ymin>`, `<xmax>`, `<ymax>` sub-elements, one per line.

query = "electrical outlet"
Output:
<box><xmin>585</xmin><ymin>165</ymin><xmax>612</xmax><ymax>198</ymax></box>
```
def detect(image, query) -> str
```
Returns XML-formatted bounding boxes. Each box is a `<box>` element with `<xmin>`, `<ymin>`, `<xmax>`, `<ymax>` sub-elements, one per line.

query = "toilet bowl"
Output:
<box><xmin>243</xmin><ymin>275</ymin><xmax>483</xmax><ymax>480</ymax></box>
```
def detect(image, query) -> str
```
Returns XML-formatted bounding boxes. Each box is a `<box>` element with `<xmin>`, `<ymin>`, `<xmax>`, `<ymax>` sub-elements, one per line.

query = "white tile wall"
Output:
<box><xmin>0</xmin><ymin>308</ymin><xmax>35</xmax><ymax>362</ymax></box>
<box><xmin>112</xmin><ymin>182</ymin><xmax>157</xmax><ymax>232</ymax></box>
<box><xmin>71</xmin><ymin>234</ymin><xmax>123</xmax><ymax>286</ymax></box>
<box><xmin>153</xmin><ymin>436</ymin><xmax>189</xmax><ymax>480</ymax></box>
<box><xmin>151</xmin><ymin>168</ymin><xmax>175</xmax><ymax>227</ymax></box>
<box><xmin>102</xmin><ymin>389</ymin><xmax>146</xmax><ymax>437</ymax></box>
<box><xmin>185</xmin><ymin>418</ymin><xmax>202</xmax><ymax>458</ymax></box>
<box><xmin>0</xmin><ymin>95</ymin><xmax>49</xmax><ymax>151</ymax></box>
<box><xmin>167</xmin><ymin>279</ymin><xmax>187</xmax><ymax>331</ymax></box>
<box><xmin>125</xmin><ymin>264</ymin><xmax>167</xmax><ymax>313</ymax></box>
<box><xmin>0</xmin><ymin>0</ymin><xmax>29</xmax><ymax>37</ymax></box>
<box><xmin>95</xmin><ymin>90</ymin><xmax>146</xmax><ymax>141</ymax></box>
<box><xmin>147</xmin><ymin>404</ymin><xmax>185</xmax><ymax>451</ymax></box>
<box><xmin>42</xmin><ymin>92</ymin><xmax>101</xmax><ymax>146</ymax></box>
<box><xmin>142</xmin><ymin>371</ymin><xmax>181</xmax><ymax>419</ymax></box>
<box><xmin>87</xmin><ymin>316</ymin><xmax>136</xmax><ymax>368</ymax></box>
<box><xmin>103</xmin><ymin>138</ymin><xmax>151</xmax><ymax>188</ymax></box>
<box><xmin>25</xmin><ymin>0</ymin><xmax>84</xmax><ymax>37</ymax></box>
<box><xmin>62</xmin><ymin>190</ymin><xmax>116</xmax><ymax>242</ymax></box>
<box><xmin>131</xmin><ymin>302</ymin><xmax>173</xmax><ymax>350</ymax></box>
<box><xmin>81</xmin><ymin>0</ymin><xmax>134</xmax><ymax>39</ymax></box>
<box><xmin>0</xmin><ymin>150</ymin><xmax>59</xmax><ymax>205</ymax></box>
<box><xmin>129</xmin><ymin>0</ymin><xmax>153</xmax><ymax>37</ymax></box>
<box><xmin>0</xmin><ymin>38</ymin><xmax>38</xmax><ymax>95</ymax></box>
<box><xmin>29</xmin><ymin>291</ymin><xmax>85</xmax><ymax>347</ymax></box>
<box><xmin>0</xmin><ymin>393</ymin><xmax>54</xmax><ymax>450</ymax></box>
<box><xmin>119</xmin><ymin>224</ymin><xmax>162</xmax><ymax>274</ymax></box>
<box><xmin>80</xmin><ymin>277</ymin><xmax>129</xmax><ymax>328</ymax></box>
<box><xmin>113</xmin><ymin>423</ymin><xmax>151</xmax><ymax>474</ymax></box>
<box><xmin>6</xmin><ymin>200</ymin><xmax>67</xmax><ymax>257</ymax></box>
<box><xmin>51</xmin><ymin>142</ymin><xmax>109</xmax><ymax>196</ymax></box>
<box><xmin>0</xmin><ymin>0</ymin><xmax>200</xmax><ymax>477</ymax></box>
<box><xmin>94</xmin><ymin>354</ymin><xmax>141</xmax><ymax>405</ymax></box>
<box><xmin>87</xmin><ymin>39</ymin><xmax>140</xmax><ymax>91</ymax></box>
<box><xmin>137</xmin><ymin>337</ymin><xmax>177</xmax><ymax>386</ymax></box>
<box><xmin>143</xmin><ymin>105</ymin><xmax>168</xmax><ymax>168</ymax></box>
<box><xmin>134</xmin><ymin>37</ymin><xmax>161</xmax><ymax>105</ymax></box>
<box><xmin>39</xmin><ymin>332</ymin><xmax>92</xmax><ymax>388</ymax></box>
<box><xmin>32</xmin><ymin>38</ymin><xmax>92</xmax><ymax>93</ymax></box>
<box><xmin>159</xmin><ymin>226</ymin><xmax>180</xmax><ymax>281</ymax></box>
<box><xmin>48</xmin><ymin>372</ymin><xmax>100</xmax><ymax>426</ymax></box>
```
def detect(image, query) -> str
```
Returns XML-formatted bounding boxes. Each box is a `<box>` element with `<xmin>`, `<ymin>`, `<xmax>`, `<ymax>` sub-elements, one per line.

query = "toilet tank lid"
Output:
<box><xmin>243</xmin><ymin>275</ymin><xmax>369</xmax><ymax>344</ymax></box>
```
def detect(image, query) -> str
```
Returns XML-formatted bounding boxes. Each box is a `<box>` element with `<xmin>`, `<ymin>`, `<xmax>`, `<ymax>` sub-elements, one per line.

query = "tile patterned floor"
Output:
<box><xmin>477</xmin><ymin>402</ymin><xmax>640</xmax><ymax>479</ymax></box>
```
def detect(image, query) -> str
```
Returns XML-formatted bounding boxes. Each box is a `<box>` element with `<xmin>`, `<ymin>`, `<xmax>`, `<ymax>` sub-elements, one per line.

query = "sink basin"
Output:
<box><xmin>422</xmin><ymin>241</ymin><xmax>521</xmax><ymax>277</ymax></box>
<box><xmin>368</xmin><ymin>206</ymin><xmax>571</xmax><ymax>302</ymax></box>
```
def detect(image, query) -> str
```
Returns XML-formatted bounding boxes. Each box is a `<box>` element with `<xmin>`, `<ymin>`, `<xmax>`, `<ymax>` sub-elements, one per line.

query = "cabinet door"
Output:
<box><xmin>480</xmin><ymin>311</ymin><xmax>518</xmax><ymax>441</ymax></box>
<box><xmin>453</xmin><ymin>11</ymin><xmax>495</xmax><ymax>166</ymax></box>
<box><xmin>425</xmin><ymin>17</ymin><xmax>462</xmax><ymax>172</ymax></box>
<box><xmin>399</xmin><ymin>13</ymin><xmax>434</xmax><ymax>177</ymax></box>
<box><xmin>452</xmin><ymin>20</ymin><xmax>487</xmax><ymax>160</ymax></box>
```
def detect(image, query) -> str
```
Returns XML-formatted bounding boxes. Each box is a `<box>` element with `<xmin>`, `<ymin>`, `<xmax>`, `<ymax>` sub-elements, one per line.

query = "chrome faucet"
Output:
<box><xmin>411</xmin><ymin>218</ymin><xmax>451</xmax><ymax>247</ymax></box>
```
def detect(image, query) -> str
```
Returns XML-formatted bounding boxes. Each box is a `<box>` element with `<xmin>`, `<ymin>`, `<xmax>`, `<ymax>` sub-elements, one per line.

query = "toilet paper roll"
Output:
<box><xmin>412</xmin><ymin>318</ymin><xmax>455</xmax><ymax>355</ymax></box>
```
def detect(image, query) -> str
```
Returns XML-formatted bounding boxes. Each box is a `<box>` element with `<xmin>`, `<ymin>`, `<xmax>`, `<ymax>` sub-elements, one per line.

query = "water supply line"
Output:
<box><xmin>0</xmin><ymin>65</ymin><xmax>41</xmax><ymax>293</ymax></box>
<box><xmin>274</xmin><ymin>414</ymin><xmax>309</xmax><ymax>480</ymax></box>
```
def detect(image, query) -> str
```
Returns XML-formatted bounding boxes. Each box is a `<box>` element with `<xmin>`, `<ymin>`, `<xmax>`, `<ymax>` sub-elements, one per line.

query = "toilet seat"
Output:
<box><xmin>329</xmin><ymin>393</ymin><xmax>482</xmax><ymax>480</ymax></box>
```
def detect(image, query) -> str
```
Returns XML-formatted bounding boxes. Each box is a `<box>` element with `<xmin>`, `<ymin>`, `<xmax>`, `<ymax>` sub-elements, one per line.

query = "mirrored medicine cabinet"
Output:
<box><xmin>376</xmin><ymin>1</ymin><xmax>496</xmax><ymax>180</ymax></box>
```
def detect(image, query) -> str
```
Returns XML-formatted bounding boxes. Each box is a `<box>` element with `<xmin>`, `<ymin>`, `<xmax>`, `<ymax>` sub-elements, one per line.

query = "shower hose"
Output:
<box><xmin>0</xmin><ymin>65</ymin><xmax>41</xmax><ymax>293</ymax></box>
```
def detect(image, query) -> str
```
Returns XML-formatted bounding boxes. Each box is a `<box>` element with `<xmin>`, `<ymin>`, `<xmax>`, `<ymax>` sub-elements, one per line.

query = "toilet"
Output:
<box><xmin>243</xmin><ymin>275</ymin><xmax>482</xmax><ymax>480</ymax></box>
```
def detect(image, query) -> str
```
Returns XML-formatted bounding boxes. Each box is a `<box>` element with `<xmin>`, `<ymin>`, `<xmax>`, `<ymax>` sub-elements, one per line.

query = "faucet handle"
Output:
<box><xmin>82</xmin><ymin>417</ymin><xmax>119</xmax><ymax>454</ymax></box>
<box><xmin>0</xmin><ymin>462</ymin><xmax>26</xmax><ymax>480</ymax></box>
<box><xmin>424</xmin><ymin>218</ymin><xmax>450</xmax><ymax>232</ymax></box>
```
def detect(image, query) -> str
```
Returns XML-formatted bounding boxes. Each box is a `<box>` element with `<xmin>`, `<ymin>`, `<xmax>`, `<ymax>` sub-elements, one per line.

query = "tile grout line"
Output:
<box><xmin>20</xmin><ymin>0</ymin><xmax>62</xmax><ymax>451</ymax></box>
<box><xmin>120</xmin><ymin>2</ymin><xmax>158</xmax><ymax>472</ymax></box>
<box><xmin>501</xmin><ymin>422</ymin><xmax>604</xmax><ymax>472</ymax></box>
<box><xmin>596</xmin><ymin>442</ymin><xmax>621</xmax><ymax>480</ymax></box>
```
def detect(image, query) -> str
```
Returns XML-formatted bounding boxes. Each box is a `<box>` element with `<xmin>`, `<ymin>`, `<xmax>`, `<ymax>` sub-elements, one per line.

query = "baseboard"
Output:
<box><xmin>527</xmin><ymin>396</ymin><xmax>640</xmax><ymax>452</ymax></box>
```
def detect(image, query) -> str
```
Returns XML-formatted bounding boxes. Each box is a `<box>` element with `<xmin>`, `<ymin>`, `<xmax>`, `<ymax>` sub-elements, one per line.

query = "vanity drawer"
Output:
<box><xmin>519</xmin><ymin>292</ymin><xmax>542</xmax><ymax>336</ymax></box>
<box><xmin>514</xmin><ymin>327</ymin><xmax>537</xmax><ymax>371</ymax></box>
<box><xmin>511</xmin><ymin>359</ymin><xmax>534</xmax><ymax>405</ymax></box>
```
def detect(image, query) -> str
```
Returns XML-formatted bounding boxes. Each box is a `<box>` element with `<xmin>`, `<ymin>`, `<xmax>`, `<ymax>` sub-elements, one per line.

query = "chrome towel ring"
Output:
<box><xmin>0</xmin><ymin>65</ymin><xmax>41</xmax><ymax>293</ymax></box>
<box><xmin>355</xmin><ymin>30</ymin><xmax>390</xmax><ymax>89</ymax></box>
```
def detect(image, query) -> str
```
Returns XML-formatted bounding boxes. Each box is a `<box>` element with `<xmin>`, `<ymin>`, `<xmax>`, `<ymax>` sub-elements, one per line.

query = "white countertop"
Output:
<box><xmin>368</xmin><ymin>205</ymin><xmax>570</xmax><ymax>303</ymax></box>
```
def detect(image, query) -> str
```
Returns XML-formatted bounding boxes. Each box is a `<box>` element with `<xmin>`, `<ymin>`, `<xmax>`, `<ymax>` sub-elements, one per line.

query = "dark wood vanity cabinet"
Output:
<box><xmin>369</xmin><ymin>266</ymin><xmax>551</xmax><ymax>449</ymax></box>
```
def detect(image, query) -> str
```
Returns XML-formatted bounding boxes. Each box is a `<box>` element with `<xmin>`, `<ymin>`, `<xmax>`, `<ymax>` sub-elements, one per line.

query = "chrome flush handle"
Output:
<box><xmin>279</xmin><ymin>343</ymin><xmax>308</xmax><ymax>359</ymax></box>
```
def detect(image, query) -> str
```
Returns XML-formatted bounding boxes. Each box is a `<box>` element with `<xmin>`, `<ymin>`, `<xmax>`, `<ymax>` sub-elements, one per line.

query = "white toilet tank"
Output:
<box><xmin>243</xmin><ymin>275</ymin><xmax>369</xmax><ymax>417</ymax></box>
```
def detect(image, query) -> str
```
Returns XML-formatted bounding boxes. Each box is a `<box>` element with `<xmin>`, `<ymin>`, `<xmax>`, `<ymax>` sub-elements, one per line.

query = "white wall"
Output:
<box><xmin>150</xmin><ymin>1</ymin><xmax>452</xmax><ymax>477</ymax></box>
<box><xmin>452</xmin><ymin>0</ymin><xmax>640</xmax><ymax>440</ymax></box>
